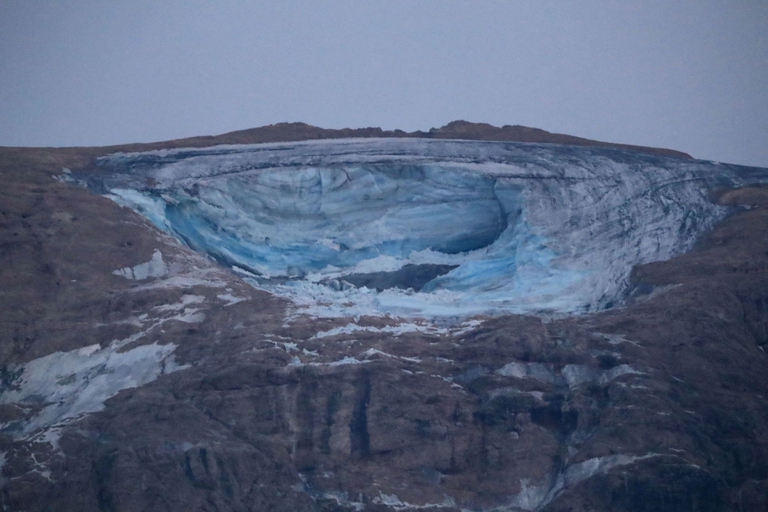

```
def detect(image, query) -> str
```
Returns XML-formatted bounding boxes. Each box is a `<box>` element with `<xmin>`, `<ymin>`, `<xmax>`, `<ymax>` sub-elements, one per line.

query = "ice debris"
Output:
<box><xmin>113</xmin><ymin>249</ymin><xmax>168</xmax><ymax>280</ymax></box>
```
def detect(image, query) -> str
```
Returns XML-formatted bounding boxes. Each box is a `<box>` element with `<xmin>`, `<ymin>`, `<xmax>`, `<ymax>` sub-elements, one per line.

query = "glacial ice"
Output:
<box><xmin>91</xmin><ymin>138</ymin><xmax>768</xmax><ymax>318</ymax></box>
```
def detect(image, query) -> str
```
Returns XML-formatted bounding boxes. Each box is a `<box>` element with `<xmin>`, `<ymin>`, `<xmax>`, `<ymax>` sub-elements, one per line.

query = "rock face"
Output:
<box><xmin>1</xmin><ymin>125</ymin><xmax>767</xmax><ymax>511</ymax></box>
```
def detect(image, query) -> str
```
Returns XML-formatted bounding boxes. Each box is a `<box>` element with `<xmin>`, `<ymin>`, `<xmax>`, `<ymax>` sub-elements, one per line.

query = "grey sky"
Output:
<box><xmin>1</xmin><ymin>1</ymin><xmax>766</xmax><ymax>167</ymax></box>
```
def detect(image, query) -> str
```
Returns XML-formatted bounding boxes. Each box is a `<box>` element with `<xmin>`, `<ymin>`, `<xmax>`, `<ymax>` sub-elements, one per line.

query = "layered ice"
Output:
<box><xmin>90</xmin><ymin>138</ymin><xmax>768</xmax><ymax>318</ymax></box>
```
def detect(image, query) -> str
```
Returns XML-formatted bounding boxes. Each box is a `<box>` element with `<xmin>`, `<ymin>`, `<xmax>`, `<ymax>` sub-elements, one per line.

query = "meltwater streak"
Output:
<box><xmin>94</xmin><ymin>138</ymin><xmax>768</xmax><ymax>318</ymax></box>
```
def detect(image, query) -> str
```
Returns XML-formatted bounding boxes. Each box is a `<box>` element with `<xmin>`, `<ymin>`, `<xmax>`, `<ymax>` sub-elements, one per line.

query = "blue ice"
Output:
<box><xmin>94</xmin><ymin>138</ymin><xmax>768</xmax><ymax>318</ymax></box>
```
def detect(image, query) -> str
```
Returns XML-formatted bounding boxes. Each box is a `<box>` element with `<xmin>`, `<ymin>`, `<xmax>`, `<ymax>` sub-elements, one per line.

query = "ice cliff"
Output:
<box><xmin>89</xmin><ymin>138</ymin><xmax>766</xmax><ymax>318</ymax></box>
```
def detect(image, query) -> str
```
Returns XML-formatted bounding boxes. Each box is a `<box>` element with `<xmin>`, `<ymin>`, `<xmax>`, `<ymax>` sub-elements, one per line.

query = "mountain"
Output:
<box><xmin>1</xmin><ymin>123</ymin><xmax>767</xmax><ymax>511</ymax></box>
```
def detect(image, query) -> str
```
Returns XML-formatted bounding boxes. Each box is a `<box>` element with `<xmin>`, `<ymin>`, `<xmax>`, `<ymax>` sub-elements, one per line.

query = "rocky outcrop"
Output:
<box><xmin>0</xmin><ymin>130</ymin><xmax>766</xmax><ymax>511</ymax></box>
<box><xmin>50</xmin><ymin>120</ymin><xmax>692</xmax><ymax>162</ymax></box>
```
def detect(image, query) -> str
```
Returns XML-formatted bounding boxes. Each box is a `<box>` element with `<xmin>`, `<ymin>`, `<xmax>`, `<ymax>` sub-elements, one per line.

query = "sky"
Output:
<box><xmin>1</xmin><ymin>1</ymin><xmax>767</xmax><ymax>167</ymax></box>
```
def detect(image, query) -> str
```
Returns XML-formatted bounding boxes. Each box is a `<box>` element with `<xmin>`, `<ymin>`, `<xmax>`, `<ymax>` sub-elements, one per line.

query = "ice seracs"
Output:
<box><xmin>90</xmin><ymin>138</ymin><xmax>768</xmax><ymax>318</ymax></box>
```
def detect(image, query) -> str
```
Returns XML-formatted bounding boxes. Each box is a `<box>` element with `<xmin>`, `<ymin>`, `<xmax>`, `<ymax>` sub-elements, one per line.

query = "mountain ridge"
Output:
<box><xmin>1</xmin><ymin>120</ymin><xmax>692</xmax><ymax>161</ymax></box>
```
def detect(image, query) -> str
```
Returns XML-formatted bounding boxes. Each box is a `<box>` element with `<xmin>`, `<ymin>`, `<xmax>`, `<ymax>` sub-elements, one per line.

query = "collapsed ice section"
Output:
<box><xmin>91</xmin><ymin>138</ymin><xmax>768</xmax><ymax>318</ymax></box>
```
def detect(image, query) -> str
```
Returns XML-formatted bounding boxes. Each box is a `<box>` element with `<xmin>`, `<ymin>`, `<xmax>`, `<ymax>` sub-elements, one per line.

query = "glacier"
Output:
<box><xmin>88</xmin><ymin>138</ymin><xmax>768</xmax><ymax>318</ymax></box>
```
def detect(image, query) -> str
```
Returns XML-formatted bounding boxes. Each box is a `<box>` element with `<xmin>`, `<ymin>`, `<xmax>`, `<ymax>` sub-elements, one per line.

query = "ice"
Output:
<box><xmin>90</xmin><ymin>138</ymin><xmax>768</xmax><ymax>318</ymax></box>
<box><xmin>372</xmin><ymin>491</ymin><xmax>456</xmax><ymax>510</ymax></box>
<box><xmin>289</xmin><ymin>356</ymin><xmax>370</xmax><ymax>368</ymax></box>
<box><xmin>153</xmin><ymin>294</ymin><xmax>204</xmax><ymax>312</ymax></box>
<box><xmin>0</xmin><ymin>294</ymin><xmax>205</xmax><ymax>441</ymax></box>
<box><xmin>106</xmin><ymin>189</ymin><xmax>172</xmax><ymax>233</ymax></box>
<box><xmin>497</xmin><ymin>362</ymin><xmax>559</xmax><ymax>385</ymax></box>
<box><xmin>509</xmin><ymin>478</ymin><xmax>550</xmax><ymax>511</ymax></box>
<box><xmin>113</xmin><ymin>249</ymin><xmax>169</xmax><ymax>280</ymax></box>
<box><xmin>508</xmin><ymin>453</ymin><xmax>661</xmax><ymax>510</ymax></box>
<box><xmin>562</xmin><ymin>363</ymin><xmax>643</xmax><ymax>387</ymax></box>
<box><xmin>360</xmin><ymin>348</ymin><xmax>422</xmax><ymax>363</ymax></box>
<box><xmin>0</xmin><ymin>338</ymin><xmax>185</xmax><ymax>440</ymax></box>
<box><xmin>495</xmin><ymin>361</ymin><xmax>643</xmax><ymax>389</ymax></box>
<box><xmin>313</xmin><ymin>491</ymin><xmax>365</xmax><ymax>512</ymax></box>
<box><xmin>216</xmin><ymin>293</ymin><xmax>247</xmax><ymax>306</ymax></box>
<box><xmin>311</xmin><ymin>322</ymin><xmax>449</xmax><ymax>339</ymax></box>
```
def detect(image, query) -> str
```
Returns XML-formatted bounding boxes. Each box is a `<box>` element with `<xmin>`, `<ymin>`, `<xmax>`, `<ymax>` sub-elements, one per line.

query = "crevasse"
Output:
<box><xmin>92</xmin><ymin>138</ymin><xmax>767</xmax><ymax>318</ymax></box>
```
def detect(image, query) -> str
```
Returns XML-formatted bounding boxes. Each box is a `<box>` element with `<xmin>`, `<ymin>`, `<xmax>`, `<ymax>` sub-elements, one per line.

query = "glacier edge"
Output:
<box><xmin>89</xmin><ymin>138</ymin><xmax>768</xmax><ymax>319</ymax></box>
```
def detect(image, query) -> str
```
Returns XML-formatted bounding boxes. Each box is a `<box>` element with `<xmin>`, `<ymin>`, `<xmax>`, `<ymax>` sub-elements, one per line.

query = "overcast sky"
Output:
<box><xmin>1</xmin><ymin>1</ymin><xmax>766</xmax><ymax>167</ymax></box>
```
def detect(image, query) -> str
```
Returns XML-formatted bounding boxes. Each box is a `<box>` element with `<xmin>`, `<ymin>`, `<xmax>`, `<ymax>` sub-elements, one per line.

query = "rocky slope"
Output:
<box><xmin>0</xmin><ymin>123</ymin><xmax>767</xmax><ymax>511</ymax></box>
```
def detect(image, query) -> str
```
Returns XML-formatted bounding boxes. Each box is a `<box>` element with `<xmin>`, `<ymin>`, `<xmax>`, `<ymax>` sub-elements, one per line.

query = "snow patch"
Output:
<box><xmin>311</xmin><ymin>322</ymin><xmax>449</xmax><ymax>340</ymax></box>
<box><xmin>372</xmin><ymin>491</ymin><xmax>456</xmax><ymax>510</ymax></box>
<box><xmin>113</xmin><ymin>249</ymin><xmax>168</xmax><ymax>280</ymax></box>
<box><xmin>452</xmin><ymin>319</ymin><xmax>484</xmax><ymax>336</ymax></box>
<box><xmin>129</xmin><ymin>274</ymin><xmax>228</xmax><ymax>291</ymax></box>
<box><xmin>314</xmin><ymin>490</ymin><xmax>365</xmax><ymax>511</ymax></box>
<box><xmin>153</xmin><ymin>294</ymin><xmax>205</xmax><ymax>312</ymax></box>
<box><xmin>360</xmin><ymin>348</ymin><xmax>421</xmax><ymax>363</ymax></box>
<box><xmin>326</xmin><ymin>356</ymin><xmax>365</xmax><ymax>367</ymax></box>
<box><xmin>594</xmin><ymin>332</ymin><xmax>642</xmax><ymax>347</ymax></box>
<box><xmin>310</xmin><ymin>318</ymin><xmax>483</xmax><ymax>340</ymax></box>
<box><xmin>497</xmin><ymin>362</ymin><xmax>559</xmax><ymax>385</ymax></box>
<box><xmin>495</xmin><ymin>361</ymin><xmax>643</xmax><ymax>389</ymax></box>
<box><xmin>562</xmin><ymin>364</ymin><xmax>644</xmax><ymax>388</ymax></box>
<box><xmin>216</xmin><ymin>293</ymin><xmax>247</xmax><ymax>306</ymax></box>
<box><xmin>0</xmin><ymin>335</ymin><xmax>188</xmax><ymax>441</ymax></box>
<box><xmin>508</xmin><ymin>453</ymin><xmax>661</xmax><ymax>510</ymax></box>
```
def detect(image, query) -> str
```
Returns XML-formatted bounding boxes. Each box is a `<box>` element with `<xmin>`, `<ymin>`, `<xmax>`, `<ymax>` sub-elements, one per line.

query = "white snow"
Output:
<box><xmin>0</xmin><ymin>337</ymin><xmax>186</xmax><ymax>441</ymax></box>
<box><xmin>451</xmin><ymin>319</ymin><xmax>484</xmax><ymax>336</ymax></box>
<box><xmin>326</xmin><ymin>356</ymin><xmax>365</xmax><ymax>366</ymax></box>
<box><xmin>289</xmin><ymin>356</ymin><xmax>370</xmax><ymax>368</ymax></box>
<box><xmin>129</xmin><ymin>274</ymin><xmax>229</xmax><ymax>291</ymax></box>
<box><xmin>562</xmin><ymin>364</ymin><xmax>644</xmax><ymax>388</ymax></box>
<box><xmin>495</xmin><ymin>361</ymin><xmax>643</xmax><ymax>389</ymax></box>
<box><xmin>508</xmin><ymin>478</ymin><xmax>550</xmax><ymax>511</ymax></box>
<box><xmin>153</xmin><ymin>294</ymin><xmax>205</xmax><ymax>312</ymax></box>
<box><xmin>507</xmin><ymin>453</ymin><xmax>661</xmax><ymax>510</ymax></box>
<box><xmin>372</xmin><ymin>491</ymin><xmax>456</xmax><ymax>510</ymax></box>
<box><xmin>360</xmin><ymin>348</ymin><xmax>421</xmax><ymax>363</ymax></box>
<box><xmin>313</xmin><ymin>491</ymin><xmax>365</xmax><ymax>511</ymax></box>
<box><xmin>0</xmin><ymin>293</ymin><xmax>203</xmax><ymax>442</ymax></box>
<box><xmin>311</xmin><ymin>322</ymin><xmax>449</xmax><ymax>340</ymax></box>
<box><xmin>594</xmin><ymin>332</ymin><xmax>643</xmax><ymax>347</ymax></box>
<box><xmin>113</xmin><ymin>249</ymin><xmax>169</xmax><ymax>280</ymax></box>
<box><xmin>216</xmin><ymin>293</ymin><xmax>247</xmax><ymax>306</ymax></box>
<box><xmin>496</xmin><ymin>362</ymin><xmax>559</xmax><ymax>385</ymax></box>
